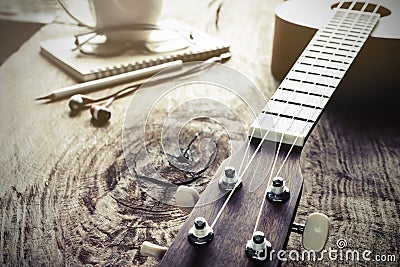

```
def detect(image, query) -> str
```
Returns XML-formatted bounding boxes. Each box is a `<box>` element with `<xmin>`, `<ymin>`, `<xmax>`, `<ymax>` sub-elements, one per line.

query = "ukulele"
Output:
<box><xmin>139</xmin><ymin>0</ymin><xmax>397</xmax><ymax>266</ymax></box>
<box><xmin>271</xmin><ymin>0</ymin><xmax>399</xmax><ymax>91</ymax></box>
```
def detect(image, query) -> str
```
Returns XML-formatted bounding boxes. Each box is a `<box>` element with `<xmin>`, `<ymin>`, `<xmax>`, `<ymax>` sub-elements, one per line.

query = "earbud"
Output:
<box><xmin>68</xmin><ymin>94</ymin><xmax>114</xmax><ymax>125</ymax></box>
<box><xmin>68</xmin><ymin>94</ymin><xmax>95</xmax><ymax>112</ymax></box>
<box><xmin>90</xmin><ymin>104</ymin><xmax>111</xmax><ymax>124</ymax></box>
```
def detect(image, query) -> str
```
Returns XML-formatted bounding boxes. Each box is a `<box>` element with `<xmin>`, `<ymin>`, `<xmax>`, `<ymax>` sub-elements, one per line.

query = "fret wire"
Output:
<box><xmin>273</xmin><ymin>1</ymin><xmax>382</xmax><ymax>171</ymax></box>
<box><xmin>275</xmin><ymin>2</ymin><xmax>382</xmax><ymax>177</ymax></box>
<box><xmin>247</xmin><ymin>2</ymin><xmax>376</xmax><ymax>178</ymax></box>
<box><xmin>252</xmin><ymin>8</ymin><xmax>380</xmax><ymax>144</ymax></box>
<box><xmin>272</xmin><ymin>90</ymin><xmax>329</xmax><ymax>108</ymax></box>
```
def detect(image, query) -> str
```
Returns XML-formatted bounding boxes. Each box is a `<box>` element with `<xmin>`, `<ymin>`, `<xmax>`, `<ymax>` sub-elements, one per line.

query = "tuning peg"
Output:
<box><xmin>266</xmin><ymin>176</ymin><xmax>290</xmax><ymax>202</ymax></box>
<box><xmin>218</xmin><ymin>166</ymin><xmax>242</xmax><ymax>192</ymax></box>
<box><xmin>140</xmin><ymin>241</ymin><xmax>168</xmax><ymax>259</ymax></box>
<box><xmin>188</xmin><ymin>217</ymin><xmax>214</xmax><ymax>245</ymax></box>
<box><xmin>175</xmin><ymin>185</ymin><xmax>200</xmax><ymax>212</ymax></box>
<box><xmin>245</xmin><ymin>231</ymin><xmax>273</xmax><ymax>261</ymax></box>
<box><xmin>291</xmin><ymin>212</ymin><xmax>330</xmax><ymax>252</ymax></box>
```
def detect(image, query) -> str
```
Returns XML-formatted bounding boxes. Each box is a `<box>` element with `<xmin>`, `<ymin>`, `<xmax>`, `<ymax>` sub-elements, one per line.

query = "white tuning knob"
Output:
<box><xmin>175</xmin><ymin>185</ymin><xmax>200</xmax><ymax>210</ymax></box>
<box><xmin>292</xmin><ymin>212</ymin><xmax>330</xmax><ymax>252</ymax></box>
<box><xmin>140</xmin><ymin>241</ymin><xmax>168</xmax><ymax>259</ymax></box>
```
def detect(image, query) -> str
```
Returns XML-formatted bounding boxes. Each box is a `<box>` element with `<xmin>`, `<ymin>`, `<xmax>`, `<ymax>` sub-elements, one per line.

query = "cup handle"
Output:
<box><xmin>57</xmin><ymin>0</ymin><xmax>96</xmax><ymax>28</ymax></box>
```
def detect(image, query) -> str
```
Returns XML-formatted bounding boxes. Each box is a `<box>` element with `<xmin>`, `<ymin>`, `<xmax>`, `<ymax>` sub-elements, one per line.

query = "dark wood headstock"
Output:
<box><xmin>159</xmin><ymin>140</ymin><xmax>303</xmax><ymax>266</ymax></box>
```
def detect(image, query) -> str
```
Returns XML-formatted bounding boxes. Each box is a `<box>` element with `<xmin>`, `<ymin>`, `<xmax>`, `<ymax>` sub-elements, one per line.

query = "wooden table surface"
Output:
<box><xmin>1</xmin><ymin>0</ymin><xmax>399</xmax><ymax>266</ymax></box>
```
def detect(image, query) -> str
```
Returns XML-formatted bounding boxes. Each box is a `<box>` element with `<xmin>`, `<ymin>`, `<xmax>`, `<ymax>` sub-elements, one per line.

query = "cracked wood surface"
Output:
<box><xmin>1</xmin><ymin>0</ymin><xmax>399</xmax><ymax>266</ymax></box>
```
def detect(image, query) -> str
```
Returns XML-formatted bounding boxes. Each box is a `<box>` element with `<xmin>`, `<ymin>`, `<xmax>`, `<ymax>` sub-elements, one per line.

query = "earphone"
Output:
<box><xmin>90</xmin><ymin>104</ymin><xmax>111</xmax><ymax>123</ymax></box>
<box><xmin>68</xmin><ymin>94</ymin><xmax>116</xmax><ymax>124</ymax></box>
<box><xmin>66</xmin><ymin>53</ymin><xmax>231</xmax><ymax>125</ymax></box>
<box><xmin>68</xmin><ymin>94</ymin><xmax>95</xmax><ymax>112</ymax></box>
<box><xmin>67</xmin><ymin>79</ymin><xmax>139</xmax><ymax>125</ymax></box>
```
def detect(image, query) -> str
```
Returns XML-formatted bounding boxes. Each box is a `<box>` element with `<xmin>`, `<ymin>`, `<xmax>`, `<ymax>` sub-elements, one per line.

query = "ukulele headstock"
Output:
<box><xmin>150</xmin><ymin>139</ymin><xmax>308</xmax><ymax>266</ymax></box>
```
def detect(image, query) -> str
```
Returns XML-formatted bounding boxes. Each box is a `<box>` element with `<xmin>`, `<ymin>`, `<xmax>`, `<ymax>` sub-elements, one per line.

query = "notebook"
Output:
<box><xmin>40</xmin><ymin>20</ymin><xmax>230</xmax><ymax>81</ymax></box>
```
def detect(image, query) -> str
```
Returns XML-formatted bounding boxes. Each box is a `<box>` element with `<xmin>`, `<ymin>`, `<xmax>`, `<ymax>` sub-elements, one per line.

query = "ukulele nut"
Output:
<box><xmin>188</xmin><ymin>217</ymin><xmax>214</xmax><ymax>245</ymax></box>
<box><xmin>266</xmin><ymin>177</ymin><xmax>290</xmax><ymax>202</ymax></box>
<box><xmin>218</xmin><ymin>166</ymin><xmax>242</xmax><ymax>193</ymax></box>
<box><xmin>245</xmin><ymin>231</ymin><xmax>272</xmax><ymax>261</ymax></box>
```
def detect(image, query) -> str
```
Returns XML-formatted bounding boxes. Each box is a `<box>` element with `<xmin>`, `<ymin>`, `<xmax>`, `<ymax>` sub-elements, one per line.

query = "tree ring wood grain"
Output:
<box><xmin>123</xmin><ymin>62</ymin><xmax>270</xmax><ymax>206</ymax></box>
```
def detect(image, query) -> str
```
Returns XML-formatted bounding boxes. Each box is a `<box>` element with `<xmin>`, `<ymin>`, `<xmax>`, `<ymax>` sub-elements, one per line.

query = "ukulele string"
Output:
<box><xmin>211</xmin><ymin>112</ymin><xmax>289</xmax><ymax>228</ymax></box>
<box><xmin>253</xmin><ymin>0</ymin><xmax>360</xmax><ymax>191</ymax></box>
<box><xmin>252</xmin><ymin>0</ymin><xmax>381</xmax><ymax>233</ymax></box>
<box><xmin>209</xmin><ymin>0</ymin><xmax>381</xmax><ymax>230</ymax></box>
<box><xmin>280</xmin><ymin>0</ymin><xmax>382</xmax><ymax>180</ymax></box>
<box><xmin>252</xmin><ymin>81</ymin><xmax>332</xmax><ymax>231</ymax></box>
<box><xmin>276</xmin><ymin>0</ymin><xmax>382</xmax><ymax>180</ymax></box>
<box><xmin>210</xmin><ymin>82</ymin><xmax>303</xmax><ymax>229</ymax></box>
<box><xmin>250</xmin><ymin>4</ymin><xmax>355</xmax><ymax>229</ymax></box>
<box><xmin>251</xmin><ymin>133</ymin><xmax>285</xmax><ymax>233</ymax></box>
<box><xmin>276</xmin><ymin>1</ymin><xmax>382</xmax><ymax>179</ymax></box>
<box><xmin>210</xmin><ymin>62</ymin><xmax>319</xmax><ymax>229</ymax></box>
<box><xmin>210</xmin><ymin>113</ymin><xmax>284</xmax><ymax>228</ymax></box>
<box><xmin>276</xmin><ymin>0</ymin><xmax>381</xmax><ymax>179</ymax></box>
<box><xmin>252</xmin><ymin>74</ymin><xmax>323</xmax><ymax>233</ymax></box>
<box><xmin>209</xmin><ymin>9</ymin><xmax>339</xmax><ymax>227</ymax></box>
<box><xmin>209</xmin><ymin>107</ymin><xmax>281</xmax><ymax>229</ymax></box>
<box><xmin>210</xmin><ymin>68</ymin><xmax>302</xmax><ymax>228</ymax></box>
<box><xmin>210</xmin><ymin>53</ymin><xmax>315</xmax><ymax>229</ymax></box>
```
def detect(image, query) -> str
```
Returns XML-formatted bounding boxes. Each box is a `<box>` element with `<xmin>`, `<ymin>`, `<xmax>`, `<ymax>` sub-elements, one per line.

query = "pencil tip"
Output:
<box><xmin>35</xmin><ymin>95</ymin><xmax>51</xmax><ymax>101</ymax></box>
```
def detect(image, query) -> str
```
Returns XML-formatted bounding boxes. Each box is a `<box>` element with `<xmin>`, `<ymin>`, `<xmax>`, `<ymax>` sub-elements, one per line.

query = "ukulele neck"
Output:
<box><xmin>249</xmin><ymin>7</ymin><xmax>380</xmax><ymax>146</ymax></box>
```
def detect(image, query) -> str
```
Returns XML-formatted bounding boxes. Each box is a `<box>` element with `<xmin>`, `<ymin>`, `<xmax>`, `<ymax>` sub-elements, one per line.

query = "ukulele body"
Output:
<box><xmin>271</xmin><ymin>0</ymin><xmax>400</xmax><ymax>98</ymax></box>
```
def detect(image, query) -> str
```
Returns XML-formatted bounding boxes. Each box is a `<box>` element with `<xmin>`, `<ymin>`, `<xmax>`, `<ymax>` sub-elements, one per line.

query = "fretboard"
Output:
<box><xmin>249</xmin><ymin>8</ymin><xmax>380</xmax><ymax>146</ymax></box>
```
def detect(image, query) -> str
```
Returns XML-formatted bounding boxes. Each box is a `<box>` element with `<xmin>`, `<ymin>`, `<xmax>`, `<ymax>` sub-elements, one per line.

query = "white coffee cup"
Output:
<box><xmin>59</xmin><ymin>0</ymin><xmax>163</xmax><ymax>42</ymax></box>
